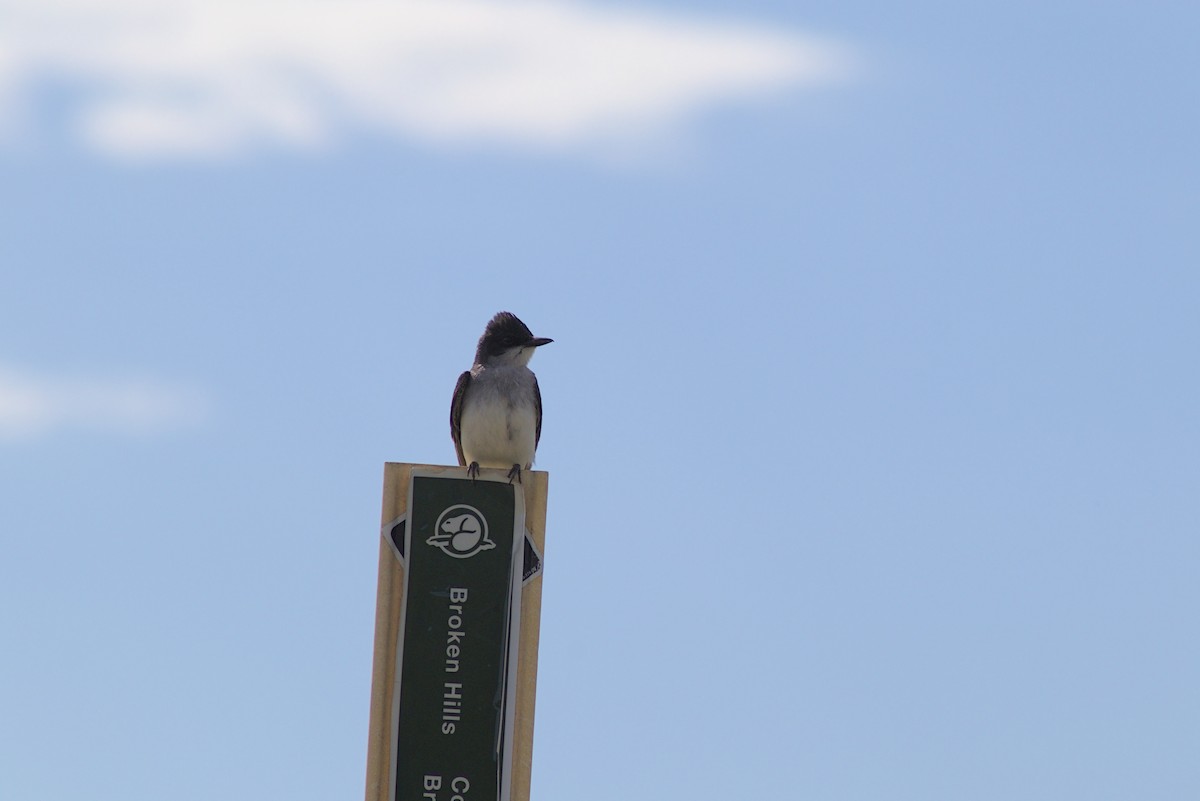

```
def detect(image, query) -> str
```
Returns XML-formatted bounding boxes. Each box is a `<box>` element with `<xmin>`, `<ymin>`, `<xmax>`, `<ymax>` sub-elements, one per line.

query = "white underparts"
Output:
<box><xmin>459</xmin><ymin>363</ymin><xmax>538</xmax><ymax>468</ymax></box>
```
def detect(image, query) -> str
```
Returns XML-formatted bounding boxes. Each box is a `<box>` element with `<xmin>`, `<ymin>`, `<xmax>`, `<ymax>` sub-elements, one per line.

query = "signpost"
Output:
<box><xmin>365</xmin><ymin>464</ymin><xmax>548</xmax><ymax>801</ymax></box>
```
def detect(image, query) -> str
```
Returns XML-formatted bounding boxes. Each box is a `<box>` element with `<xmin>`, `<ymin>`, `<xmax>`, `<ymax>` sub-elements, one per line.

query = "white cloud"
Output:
<box><xmin>0</xmin><ymin>0</ymin><xmax>856</xmax><ymax>159</ymax></box>
<box><xmin>0</xmin><ymin>364</ymin><xmax>208</xmax><ymax>439</ymax></box>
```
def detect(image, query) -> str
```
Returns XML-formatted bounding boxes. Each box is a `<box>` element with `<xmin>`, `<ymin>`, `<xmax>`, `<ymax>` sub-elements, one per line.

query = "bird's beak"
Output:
<box><xmin>528</xmin><ymin>337</ymin><xmax>554</xmax><ymax>347</ymax></box>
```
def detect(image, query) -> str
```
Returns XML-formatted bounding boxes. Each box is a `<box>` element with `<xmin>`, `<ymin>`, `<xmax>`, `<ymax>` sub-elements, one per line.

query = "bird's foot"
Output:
<box><xmin>467</xmin><ymin>462</ymin><xmax>480</xmax><ymax>481</ymax></box>
<box><xmin>507</xmin><ymin>464</ymin><xmax>522</xmax><ymax>484</ymax></box>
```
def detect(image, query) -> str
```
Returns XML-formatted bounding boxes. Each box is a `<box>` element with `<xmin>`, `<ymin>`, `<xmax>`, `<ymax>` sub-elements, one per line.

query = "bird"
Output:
<box><xmin>450</xmin><ymin>312</ymin><xmax>553</xmax><ymax>483</ymax></box>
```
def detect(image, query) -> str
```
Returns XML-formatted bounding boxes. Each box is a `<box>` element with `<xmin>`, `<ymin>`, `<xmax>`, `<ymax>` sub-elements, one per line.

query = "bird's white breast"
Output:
<box><xmin>460</xmin><ymin>366</ymin><xmax>538</xmax><ymax>469</ymax></box>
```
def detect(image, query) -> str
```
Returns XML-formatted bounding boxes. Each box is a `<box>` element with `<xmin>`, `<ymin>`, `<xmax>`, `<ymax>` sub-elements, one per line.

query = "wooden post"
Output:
<box><xmin>365</xmin><ymin>463</ymin><xmax>549</xmax><ymax>801</ymax></box>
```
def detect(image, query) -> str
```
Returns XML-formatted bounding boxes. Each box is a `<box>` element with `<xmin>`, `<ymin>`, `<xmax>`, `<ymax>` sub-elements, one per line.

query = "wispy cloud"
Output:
<box><xmin>0</xmin><ymin>364</ymin><xmax>208</xmax><ymax>439</ymax></box>
<box><xmin>0</xmin><ymin>0</ymin><xmax>856</xmax><ymax>160</ymax></box>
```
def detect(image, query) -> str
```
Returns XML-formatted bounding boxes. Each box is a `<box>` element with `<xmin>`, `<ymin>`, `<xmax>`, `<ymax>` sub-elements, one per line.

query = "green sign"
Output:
<box><xmin>389</xmin><ymin>473</ymin><xmax>526</xmax><ymax>801</ymax></box>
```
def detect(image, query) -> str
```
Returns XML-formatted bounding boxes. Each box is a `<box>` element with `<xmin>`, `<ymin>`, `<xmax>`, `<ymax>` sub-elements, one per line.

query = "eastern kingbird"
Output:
<box><xmin>450</xmin><ymin>312</ymin><xmax>552</xmax><ymax>483</ymax></box>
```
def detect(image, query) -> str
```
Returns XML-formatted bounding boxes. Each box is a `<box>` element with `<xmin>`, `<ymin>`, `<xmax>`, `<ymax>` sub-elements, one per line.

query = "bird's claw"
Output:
<box><xmin>467</xmin><ymin>462</ymin><xmax>480</xmax><ymax>481</ymax></box>
<box><xmin>507</xmin><ymin>464</ymin><xmax>522</xmax><ymax>484</ymax></box>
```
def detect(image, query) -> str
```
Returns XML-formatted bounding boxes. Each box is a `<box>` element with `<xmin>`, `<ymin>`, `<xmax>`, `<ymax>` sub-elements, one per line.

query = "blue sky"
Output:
<box><xmin>2</xmin><ymin>1</ymin><xmax>1198</xmax><ymax>799</ymax></box>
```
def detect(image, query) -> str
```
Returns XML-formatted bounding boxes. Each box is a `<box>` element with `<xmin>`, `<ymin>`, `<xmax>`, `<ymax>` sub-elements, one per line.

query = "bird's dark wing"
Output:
<box><xmin>533</xmin><ymin>373</ymin><xmax>543</xmax><ymax>449</ymax></box>
<box><xmin>449</xmin><ymin>371</ymin><xmax>471</xmax><ymax>467</ymax></box>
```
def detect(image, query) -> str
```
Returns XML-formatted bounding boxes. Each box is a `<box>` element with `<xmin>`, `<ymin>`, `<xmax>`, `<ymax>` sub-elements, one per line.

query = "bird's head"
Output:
<box><xmin>474</xmin><ymin>311</ymin><xmax>553</xmax><ymax>367</ymax></box>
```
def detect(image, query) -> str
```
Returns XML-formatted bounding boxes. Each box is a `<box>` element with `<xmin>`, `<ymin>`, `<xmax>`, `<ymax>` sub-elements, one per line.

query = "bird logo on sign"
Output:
<box><xmin>428</xmin><ymin>505</ymin><xmax>496</xmax><ymax>559</ymax></box>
